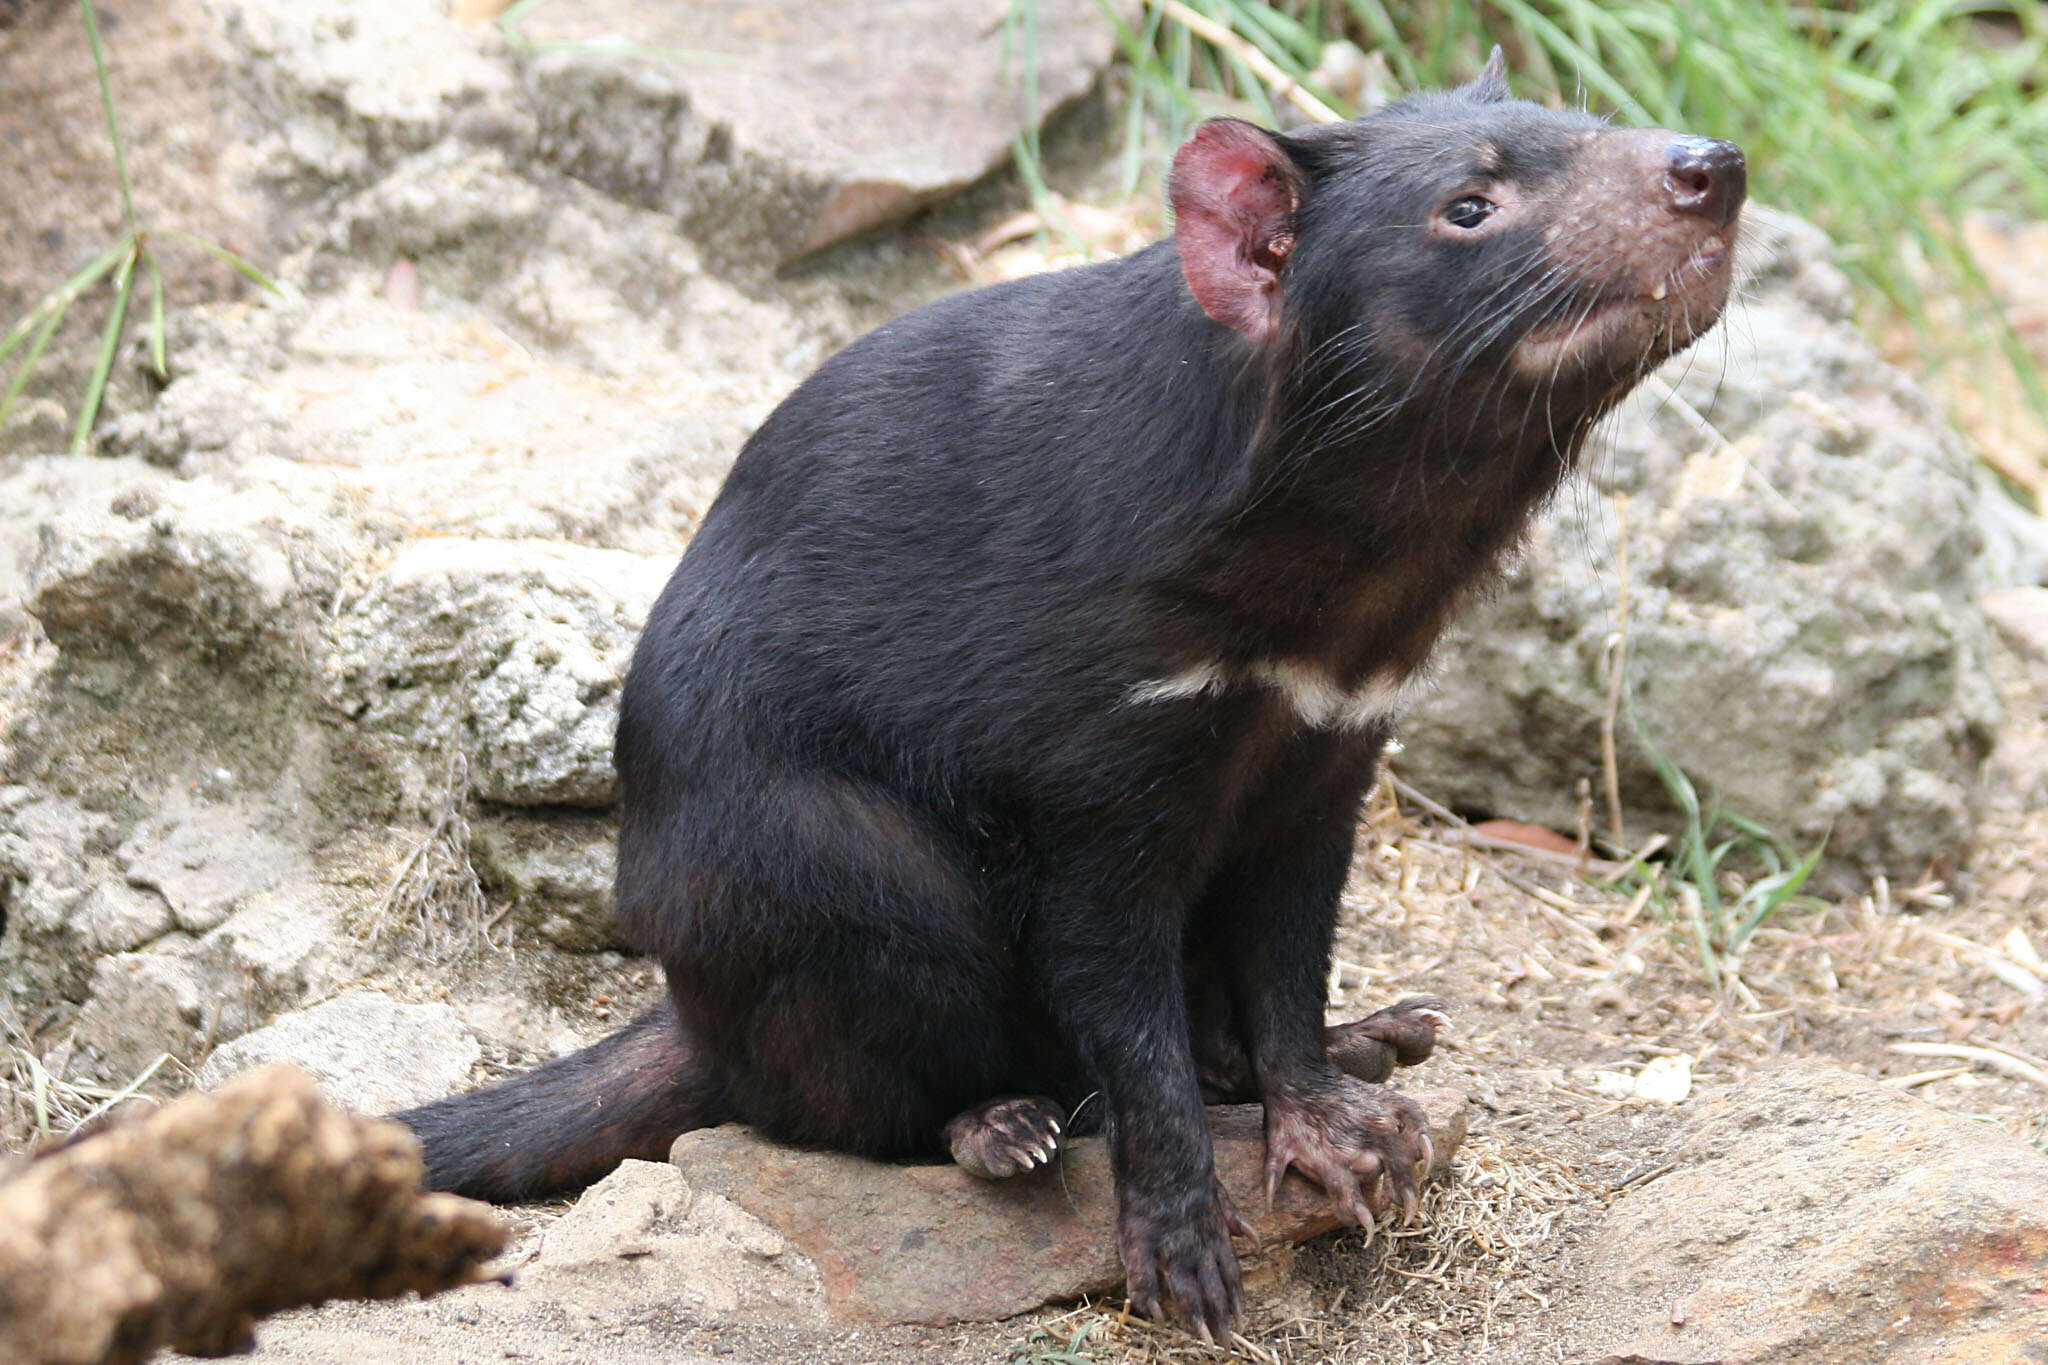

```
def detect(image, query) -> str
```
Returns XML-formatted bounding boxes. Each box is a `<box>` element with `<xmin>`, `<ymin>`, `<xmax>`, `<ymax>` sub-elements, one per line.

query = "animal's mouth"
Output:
<box><xmin>1514</xmin><ymin>231</ymin><xmax>1734</xmax><ymax>377</ymax></box>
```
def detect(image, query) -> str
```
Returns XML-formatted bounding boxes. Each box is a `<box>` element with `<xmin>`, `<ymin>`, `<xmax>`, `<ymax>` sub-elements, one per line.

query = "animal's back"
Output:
<box><xmin>619</xmin><ymin>240</ymin><xmax>1259</xmax><ymax>791</ymax></box>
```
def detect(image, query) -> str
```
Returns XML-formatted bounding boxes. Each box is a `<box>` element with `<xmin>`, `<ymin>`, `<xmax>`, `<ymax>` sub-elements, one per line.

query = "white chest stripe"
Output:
<box><xmin>1127</xmin><ymin>660</ymin><xmax>1430</xmax><ymax>731</ymax></box>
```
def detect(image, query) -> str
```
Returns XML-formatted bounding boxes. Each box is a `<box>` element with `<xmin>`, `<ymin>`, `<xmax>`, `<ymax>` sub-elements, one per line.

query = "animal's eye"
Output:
<box><xmin>1442</xmin><ymin>196</ymin><xmax>1496</xmax><ymax>230</ymax></box>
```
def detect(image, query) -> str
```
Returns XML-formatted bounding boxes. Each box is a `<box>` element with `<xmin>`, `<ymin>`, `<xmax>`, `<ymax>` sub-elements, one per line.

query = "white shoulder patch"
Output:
<box><xmin>1125</xmin><ymin>662</ymin><xmax>1229</xmax><ymax>705</ymax></box>
<box><xmin>1126</xmin><ymin>658</ymin><xmax>1431</xmax><ymax>731</ymax></box>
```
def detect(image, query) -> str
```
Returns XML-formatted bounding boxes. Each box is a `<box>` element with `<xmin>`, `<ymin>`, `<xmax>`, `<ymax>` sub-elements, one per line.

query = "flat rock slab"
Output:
<box><xmin>670</xmin><ymin>1090</ymin><xmax>1468</xmax><ymax>1324</ymax></box>
<box><xmin>196</xmin><ymin>993</ymin><xmax>483</xmax><ymax>1114</ymax></box>
<box><xmin>518</xmin><ymin>0</ymin><xmax>1119</xmax><ymax>264</ymax></box>
<box><xmin>1568</xmin><ymin>1059</ymin><xmax>2048</xmax><ymax>1364</ymax></box>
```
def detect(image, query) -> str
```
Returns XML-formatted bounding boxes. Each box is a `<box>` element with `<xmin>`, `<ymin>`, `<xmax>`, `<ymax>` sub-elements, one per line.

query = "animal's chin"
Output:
<box><xmin>1510</xmin><ymin>243</ymin><xmax>1734</xmax><ymax>387</ymax></box>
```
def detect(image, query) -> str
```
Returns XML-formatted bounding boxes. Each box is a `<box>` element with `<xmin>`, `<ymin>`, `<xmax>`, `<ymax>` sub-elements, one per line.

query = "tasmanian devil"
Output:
<box><xmin>396</xmin><ymin>53</ymin><xmax>1744</xmax><ymax>1339</ymax></box>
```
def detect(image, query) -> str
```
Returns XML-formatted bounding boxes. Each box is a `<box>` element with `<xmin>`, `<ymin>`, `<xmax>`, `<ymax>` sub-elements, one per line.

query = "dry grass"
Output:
<box><xmin>355</xmin><ymin>750</ymin><xmax>491</xmax><ymax>961</ymax></box>
<box><xmin>0</xmin><ymin>1006</ymin><xmax>182</xmax><ymax>1154</ymax></box>
<box><xmin>1015</xmin><ymin>1134</ymin><xmax>1590</xmax><ymax>1365</ymax></box>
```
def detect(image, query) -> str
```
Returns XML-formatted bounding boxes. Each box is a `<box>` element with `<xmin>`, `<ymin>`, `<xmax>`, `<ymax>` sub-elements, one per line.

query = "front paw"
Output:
<box><xmin>1264</xmin><ymin>1072</ymin><xmax>1433</xmax><ymax>1232</ymax></box>
<box><xmin>1117</xmin><ymin>1179</ymin><xmax>1253</xmax><ymax>1344</ymax></box>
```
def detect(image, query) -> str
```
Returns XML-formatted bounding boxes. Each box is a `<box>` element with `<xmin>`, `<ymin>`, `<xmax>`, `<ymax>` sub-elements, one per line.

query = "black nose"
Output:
<box><xmin>1664</xmin><ymin>136</ymin><xmax>1746</xmax><ymax>227</ymax></box>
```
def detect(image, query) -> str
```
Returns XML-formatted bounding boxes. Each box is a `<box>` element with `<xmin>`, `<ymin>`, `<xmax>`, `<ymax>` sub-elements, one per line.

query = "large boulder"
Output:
<box><xmin>1401</xmin><ymin>208</ymin><xmax>1999</xmax><ymax>882</ymax></box>
<box><xmin>204</xmin><ymin>0</ymin><xmax>1118</xmax><ymax>271</ymax></box>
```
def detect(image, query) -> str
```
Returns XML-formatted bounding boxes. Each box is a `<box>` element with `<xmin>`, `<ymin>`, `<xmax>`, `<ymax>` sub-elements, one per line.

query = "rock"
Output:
<box><xmin>68</xmin><ymin>951</ymin><xmax>212</xmax><ymax>1078</ymax></box>
<box><xmin>116</xmin><ymin>270</ymin><xmax>771</xmax><ymax>554</ymax></box>
<box><xmin>668</xmin><ymin>1090</ymin><xmax>1469</xmax><ymax>1325</ymax></box>
<box><xmin>117</xmin><ymin>804</ymin><xmax>299</xmax><ymax>935</ymax></box>
<box><xmin>196</xmin><ymin>993</ymin><xmax>483</xmax><ymax>1114</ymax></box>
<box><xmin>516</xmin><ymin>0</ymin><xmax>1119</xmax><ymax>266</ymax></box>
<box><xmin>330</xmin><ymin>537</ymin><xmax>673</xmax><ymax>812</ymax></box>
<box><xmin>201</xmin><ymin>881</ymin><xmax>354</xmax><ymax>1010</ymax></box>
<box><xmin>210</xmin><ymin>0</ymin><xmax>523</xmax><ymax>191</ymax></box>
<box><xmin>64</xmin><ymin>882</ymin><xmax>359</xmax><ymax>1083</ymax></box>
<box><xmin>0</xmin><ymin>796</ymin><xmax>119</xmax><ymax>999</ymax></box>
<box><xmin>23</xmin><ymin>469</ymin><xmax>346</xmax><ymax>663</ymax></box>
<box><xmin>1400</xmin><ymin>207</ymin><xmax>1998</xmax><ymax>883</ymax></box>
<box><xmin>1976</xmin><ymin>476</ymin><xmax>2048</xmax><ymax>588</ymax></box>
<box><xmin>521</xmin><ymin>1160</ymin><xmax>826</xmax><ymax>1326</ymax></box>
<box><xmin>1984</xmin><ymin>729</ymin><xmax>2048</xmax><ymax>813</ymax></box>
<box><xmin>4</xmin><ymin>466</ymin><xmax>349</xmax><ymax>822</ymax></box>
<box><xmin>1563</xmin><ymin>1060</ymin><xmax>2048</xmax><ymax>1364</ymax></box>
<box><xmin>71</xmin><ymin>882</ymin><xmax>178</xmax><ymax>957</ymax></box>
<box><xmin>467</xmin><ymin>809</ymin><xmax>623</xmax><ymax>951</ymax></box>
<box><xmin>1985</xmin><ymin>585</ymin><xmax>2048</xmax><ymax>677</ymax></box>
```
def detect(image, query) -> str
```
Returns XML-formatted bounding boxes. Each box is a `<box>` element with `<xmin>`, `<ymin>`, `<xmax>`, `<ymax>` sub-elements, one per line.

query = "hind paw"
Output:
<box><xmin>1326</xmin><ymin>996</ymin><xmax>1449</xmax><ymax>1084</ymax></box>
<box><xmin>945</xmin><ymin>1095</ymin><xmax>1067</xmax><ymax>1179</ymax></box>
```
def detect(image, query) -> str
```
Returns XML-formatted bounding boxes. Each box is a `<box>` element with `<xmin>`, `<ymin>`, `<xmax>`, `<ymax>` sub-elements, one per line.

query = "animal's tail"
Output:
<box><xmin>393</xmin><ymin>998</ymin><xmax>725</xmax><ymax>1203</ymax></box>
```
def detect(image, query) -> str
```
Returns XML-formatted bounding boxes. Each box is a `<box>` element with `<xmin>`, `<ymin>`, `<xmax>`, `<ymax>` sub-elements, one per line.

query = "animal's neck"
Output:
<box><xmin>1159</xmin><ymin>372</ymin><xmax>1592</xmax><ymax>676</ymax></box>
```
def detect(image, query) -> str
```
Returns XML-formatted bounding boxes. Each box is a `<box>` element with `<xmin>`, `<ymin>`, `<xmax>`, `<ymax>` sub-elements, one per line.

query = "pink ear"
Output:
<box><xmin>1169</xmin><ymin>120</ymin><xmax>1305</xmax><ymax>344</ymax></box>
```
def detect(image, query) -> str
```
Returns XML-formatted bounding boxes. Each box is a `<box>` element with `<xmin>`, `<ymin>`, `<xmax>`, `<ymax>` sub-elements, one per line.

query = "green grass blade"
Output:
<box><xmin>1726</xmin><ymin>836</ymin><xmax>1827</xmax><ymax>957</ymax></box>
<box><xmin>144</xmin><ymin>246</ymin><xmax>166</xmax><ymax>380</ymax></box>
<box><xmin>1337</xmin><ymin>0</ymin><xmax>1417</xmax><ymax>89</ymax></box>
<box><xmin>1485</xmin><ymin>0</ymin><xmax>1654</xmax><ymax>121</ymax></box>
<box><xmin>0</xmin><ymin>240</ymin><xmax>126</xmax><ymax>369</ymax></box>
<box><xmin>76</xmin><ymin>0</ymin><xmax>137</xmax><ymax>233</ymax></box>
<box><xmin>161</xmin><ymin>231</ymin><xmax>283</xmax><ymax>294</ymax></box>
<box><xmin>0</xmin><ymin>297</ymin><xmax>71</xmax><ymax>434</ymax></box>
<box><xmin>69</xmin><ymin>245</ymin><xmax>137</xmax><ymax>456</ymax></box>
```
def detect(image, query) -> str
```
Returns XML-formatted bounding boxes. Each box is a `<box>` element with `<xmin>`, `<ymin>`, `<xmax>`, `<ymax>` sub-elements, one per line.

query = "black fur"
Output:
<box><xmin>398</xmin><ymin>1000</ymin><xmax>723</xmax><ymax>1201</ymax></box>
<box><xmin>397</xmin><ymin>78</ymin><xmax>1740</xmax><ymax>1336</ymax></box>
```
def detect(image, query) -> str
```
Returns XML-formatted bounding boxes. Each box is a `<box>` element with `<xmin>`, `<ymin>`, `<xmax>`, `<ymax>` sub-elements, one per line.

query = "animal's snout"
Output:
<box><xmin>1663</xmin><ymin>137</ymin><xmax>1746</xmax><ymax>227</ymax></box>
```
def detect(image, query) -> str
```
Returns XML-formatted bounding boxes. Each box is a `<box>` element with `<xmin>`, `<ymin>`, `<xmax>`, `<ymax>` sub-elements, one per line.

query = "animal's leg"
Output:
<box><xmin>1198</xmin><ymin>732</ymin><xmax>1436</xmax><ymax>1232</ymax></box>
<box><xmin>645</xmin><ymin>773</ymin><xmax>1043</xmax><ymax>1163</ymax></box>
<box><xmin>1025</xmin><ymin>858</ymin><xmax>1253</xmax><ymax>1344</ymax></box>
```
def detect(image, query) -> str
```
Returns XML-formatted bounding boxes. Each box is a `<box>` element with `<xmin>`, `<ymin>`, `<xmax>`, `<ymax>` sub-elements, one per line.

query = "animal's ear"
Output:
<box><xmin>1169</xmin><ymin>119</ymin><xmax>1306</xmax><ymax>345</ymax></box>
<box><xmin>1458</xmin><ymin>45</ymin><xmax>1511</xmax><ymax>103</ymax></box>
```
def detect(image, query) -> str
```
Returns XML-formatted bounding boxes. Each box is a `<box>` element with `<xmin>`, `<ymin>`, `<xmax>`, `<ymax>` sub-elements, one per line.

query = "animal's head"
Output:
<box><xmin>1169</xmin><ymin>51</ymin><xmax>1744</xmax><ymax>444</ymax></box>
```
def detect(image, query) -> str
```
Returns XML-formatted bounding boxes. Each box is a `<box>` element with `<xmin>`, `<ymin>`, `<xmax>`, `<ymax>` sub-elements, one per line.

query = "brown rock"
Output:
<box><xmin>1567</xmin><ymin>1060</ymin><xmax>2048</xmax><ymax>1364</ymax></box>
<box><xmin>669</xmin><ymin>1090</ymin><xmax>1469</xmax><ymax>1325</ymax></box>
<box><xmin>516</xmin><ymin>0</ymin><xmax>1120</xmax><ymax>266</ymax></box>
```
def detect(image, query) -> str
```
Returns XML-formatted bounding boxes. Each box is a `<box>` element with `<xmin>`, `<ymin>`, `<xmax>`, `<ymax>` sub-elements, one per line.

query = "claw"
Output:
<box><xmin>1420</xmin><ymin>1132</ymin><xmax>1436</xmax><ymax>1178</ymax></box>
